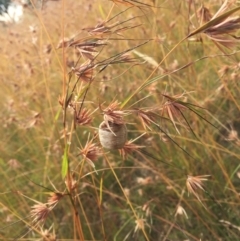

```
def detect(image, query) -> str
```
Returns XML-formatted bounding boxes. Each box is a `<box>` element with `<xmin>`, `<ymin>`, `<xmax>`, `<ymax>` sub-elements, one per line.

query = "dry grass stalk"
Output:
<box><xmin>65</xmin><ymin>174</ymin><xmax>77</xmax><ymax>192</ymax></box>
<box><xmin>98</xmin><ymin>53</ymin><xmax>138</xmax><ymax>72</ymax></box>
<box><xmin>83</xmin><ymin>21</ymin><xmax>115</xmax><ymax>36</ymax></box>
<box><xmin>110</xmin><ymin>0</ymin><xmax>135</xmax><ymax>6</ymax></box>
<box><xmin>110</xmin><ymin>0</ymin><xmax>154</xmax><ymax>8</ymax></box>
<box><xmin>112</xmin><ymin>53</ymin><xmax>136</xmax><ymax>64</ymax></box>
<box><xmin>219</xmin><ymin>220</ymin><xmax>240</xmax><ymax>232</ymax></box>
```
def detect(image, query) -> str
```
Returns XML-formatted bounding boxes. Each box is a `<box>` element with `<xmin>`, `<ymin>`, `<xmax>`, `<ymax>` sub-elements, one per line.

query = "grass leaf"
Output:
<box><xmin>62</xmin><ymin>145</ymin><xmax>69</xmax><ymax>179</ymax></box>
<box><xmin>188</xmin><ymin>6</ymin><xmax>240</xmax><ymax>37</ymax></box>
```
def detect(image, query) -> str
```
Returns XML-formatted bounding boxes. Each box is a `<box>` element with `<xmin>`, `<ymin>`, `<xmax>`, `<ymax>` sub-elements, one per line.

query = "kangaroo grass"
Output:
<box><xmin>121</xmin><ymin>2</ymin><xmax>240</xmax><ymax>108</ymax></box>
<box><xmin>1</xmin><ymin>0</ymin><xmax>240</xmax><ymax>240</ymax></box>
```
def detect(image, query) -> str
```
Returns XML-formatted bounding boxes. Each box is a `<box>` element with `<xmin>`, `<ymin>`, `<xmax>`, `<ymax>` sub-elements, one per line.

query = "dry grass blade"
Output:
<box><xmin>75</xmin><ymin>41</ymin><xmax>106</xmax><ymax>60</ymax></box>
<box><xmin>110</xmin><ymin>0</ymin><xmax>159</xmax><ymax>8</ymax></box>
<box><xmin>188</xmin><ymin>5</ymin><xmax>240</xmax><ymax>38</ymax></box>
<box><xmin>83</xmin><ymin>22</ymin><xmax>113</xmax><ymax>36</ymax></box>
<box><xmin>83</xmin><ymin>16</ymin><xmax>141</xmax><ymax>37</ymax></box>
<box><xmin>98</xmin><ymin>52</ymin><xmax>139</xmax><ymax>73</ymax></box>
<box><xmin>110</xmin><ymin>0</ymin><xmax>135</xmax><ymax>7</ymax></box>
<box><xmin>219</xmin><ymin>220</ymin><xmax>240</xmax><ymax>232</ymax></box>
<box><xmin>205</xmin><ymin>17</ymin><xmax>240</xmax><ymax>35</ymax></box>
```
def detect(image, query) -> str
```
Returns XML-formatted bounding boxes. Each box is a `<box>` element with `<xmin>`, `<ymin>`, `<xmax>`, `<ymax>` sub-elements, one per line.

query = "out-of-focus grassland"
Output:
<box><xmin>0</xmin><ymin>0</ymin><xmax>240</xmax><ymax>240</ymax></box>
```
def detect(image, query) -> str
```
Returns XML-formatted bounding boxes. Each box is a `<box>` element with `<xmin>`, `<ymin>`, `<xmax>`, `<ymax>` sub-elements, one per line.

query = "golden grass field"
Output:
<box><xmin>0</xmin><ymin>0</ymin><xmax>240</xmax><ymax>240</ymax></box>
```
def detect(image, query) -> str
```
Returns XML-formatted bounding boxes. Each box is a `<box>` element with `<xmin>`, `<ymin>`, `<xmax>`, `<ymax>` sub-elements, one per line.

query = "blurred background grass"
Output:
<box><xmin>0</xmin><ymin>0</ymin><xmax>240</xmax><ymax>240</ymax></box>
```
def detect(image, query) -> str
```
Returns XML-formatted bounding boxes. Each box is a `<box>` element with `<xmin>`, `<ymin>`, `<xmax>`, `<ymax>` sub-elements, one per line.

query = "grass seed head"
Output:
<box><xmin>175</xmin><ymin>205</ymin><xmax>188</xmax><ymax>219</ymax></box>
<box><xmin>135</xmin><ymin>108</ymin><xmax>156</xmax><ymax>131</ymax></box>
<box><xmin>30</xmin><ymin>202</ymin><xmax>51</xmax><ymax>225</ymax></box>
<box><xmin>101</xmin><ymin>101</ymin><xmax>125</xmax><ymax>125</ymax></box>
<box><xmin>79</xmin><ymin>140</ymin><xmax>102</xmax><ymax>162</ymax></box>
<box><xmin>75</xmin><ymin>108</ymin><xmax>92</xmax><ymax>126</ymax></box>
<box><xmin>198</xmin><ymin>6</ymin><xmax>213</xmax><ymax>23</ymax></box>
<box><xmin>73</xmin><ymin>63</ymin><xmax>95</xmax><ymax>82</ymax></box>
<box><xmin>119</xmin><ymin>139</ymin><xmax>144</xmax><ymax>159</ymax></box>
<box><xmin>162</xmin><ymin>93</ymin><xmax>188</xmax><ymax>134</ymax></box>
<box><xmin>199</xmin><ymin>2</ymin><xmax>240</xmax><ymax>49</ymax></box>
<box><xmin>47</xmin><ymin>192</ymin><xmax>65</xmax><ymax>206</ymax></box>
<box><xmin>41</xmin><ymin>225</ymin><xmax>56</xmax><ymax>241</ymax></box>
<box><xmin>186</xmin><ymin>175</ymin><xmax>210</xmax><ymax>204</ymax></box>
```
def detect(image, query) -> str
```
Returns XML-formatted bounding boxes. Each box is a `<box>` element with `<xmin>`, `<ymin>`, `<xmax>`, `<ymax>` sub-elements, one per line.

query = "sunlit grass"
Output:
<box><xmin>0</xmin><ymin>0</ymin><xmax>240</xmax><ymax>240</ymax></box>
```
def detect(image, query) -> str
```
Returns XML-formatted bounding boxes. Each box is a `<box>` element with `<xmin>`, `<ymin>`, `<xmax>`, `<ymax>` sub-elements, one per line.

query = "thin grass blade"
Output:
<box><xmin>188</xmin><ymin>6</ymin><xmax>240</xmax><ymax>37</ymax></box>
<box><xmin>62</xmin><ymin>145</ymin><xmax>69</xmax><ymax>179</ymax></box>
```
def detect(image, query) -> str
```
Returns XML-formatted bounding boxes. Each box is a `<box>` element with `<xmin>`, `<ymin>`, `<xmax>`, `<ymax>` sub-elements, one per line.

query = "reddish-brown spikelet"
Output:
<box><xmin>101</xmin><ymin>101</ymin><xmax>125</xmax><ymax>125</ymax></box>
<box><xmin>47</xmin><ymin>192</ymin><xmax>64</xmax><ymax>206</ymax></box>
<box><xmin>135</xmin><ymin>108</ymin><xmax>156</xmax><ymax>131</ymax></box>
<box><xmin>119</xmin><ymin>139</ymin><xmax>144</xmax><ymax>159</ymax></box>
<box><xmin>75</xmin><ymin>108</ymin><xmax>92</xmax><ymax>126</ymax></box>
<box><xmin>198</xmin><ymin>2</ymin><xmax>240</xmax><ymax>49</ymax></box>
<box><xmin>78</xmin><ymin>139</ymin><xmax>102</xmax><ymax>168</ymax></box>
<box><xmin>72</xmin><ymin>39</ymin><xmax>106</xmax><ymax>60</ymax></box>
<box><xmin>30</xmin><ymin>202</ymin><xmax>51</xmax><ymax>224</ymax></box>
<box><xmin>161</xmin><ymin>93</ymin><xmax>188</xmax><ymax>134</ymax></box>
<box><xmin>73</xmin><ymin>63</ymin><xmax>94</xmax><ymax>82</ymax></box>
<box><xmin>79</xmin><ymin>140</ymin><xmax>102</xmax><ymax>162</ymax></box>
<box><xmin>83</xmin><ymin>21</ymin><xmax>112</xmax><ymax>36</ymax></box>
<box><xmin>198</xmin><ymin>6</ymin><xmax>213</xmax><ymax>23</ymax></box>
